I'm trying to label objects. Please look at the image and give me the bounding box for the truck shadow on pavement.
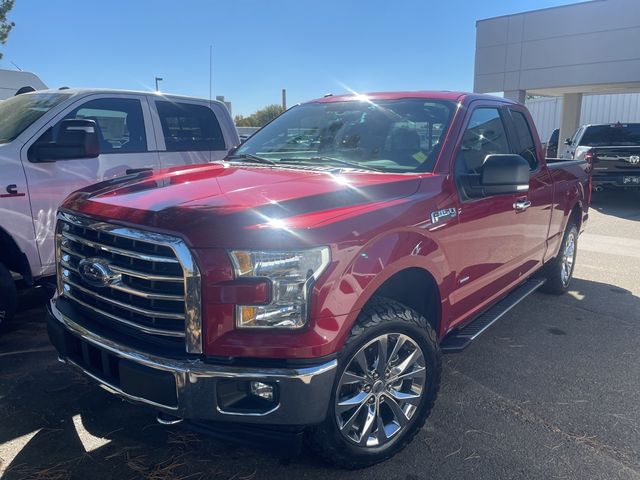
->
[590,189,640,222]
[1,277,639,480]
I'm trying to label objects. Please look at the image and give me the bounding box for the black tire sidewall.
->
[316,305,440,466]
[0,263,17,332]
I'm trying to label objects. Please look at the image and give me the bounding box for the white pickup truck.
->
[0,89,239,331]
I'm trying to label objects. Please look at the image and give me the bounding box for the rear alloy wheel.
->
[308,298,441,469]
[0,263,17,335]
[541,222,578,295]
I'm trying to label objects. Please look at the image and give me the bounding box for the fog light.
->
[250,381,275,402]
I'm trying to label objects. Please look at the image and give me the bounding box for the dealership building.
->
[474,0,640,149]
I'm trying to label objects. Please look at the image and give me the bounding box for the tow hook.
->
[156,412,184,425]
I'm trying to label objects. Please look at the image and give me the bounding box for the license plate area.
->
[64,330,178,407]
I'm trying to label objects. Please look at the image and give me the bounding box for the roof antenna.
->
[209,44,213,163]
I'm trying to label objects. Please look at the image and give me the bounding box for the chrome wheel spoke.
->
[388,389,421,407]
[375,408,388,444]
[394,347,421,376]
[341,370,367,384]
[354,350,370,377]
[341,401,367,432]
[388,334,407,363]
[374,336,388,377]
[337,391,369,413]
[358,404,377,445]
[384,394,409,427]
[392,366,426,383]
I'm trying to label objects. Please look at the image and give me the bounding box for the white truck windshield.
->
[0,92,70,144]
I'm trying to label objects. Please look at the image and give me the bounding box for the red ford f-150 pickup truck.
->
[47,91,590,468]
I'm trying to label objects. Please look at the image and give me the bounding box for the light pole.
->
[155,77,163,92]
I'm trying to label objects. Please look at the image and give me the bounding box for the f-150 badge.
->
[430,208,457,224]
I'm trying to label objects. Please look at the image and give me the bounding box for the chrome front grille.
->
[55,212,202,353]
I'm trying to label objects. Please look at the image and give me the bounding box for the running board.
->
[440,278,545,353]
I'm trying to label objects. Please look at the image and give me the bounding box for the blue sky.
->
[3,0,575,116]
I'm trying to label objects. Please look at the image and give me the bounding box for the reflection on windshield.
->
[0,92,70,143]
[234,98,455,173]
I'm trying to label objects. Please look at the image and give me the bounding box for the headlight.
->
[229,247,331,329]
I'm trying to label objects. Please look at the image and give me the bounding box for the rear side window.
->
[509,110,538,169]
[156,101,225,152]
[66,98,147,153]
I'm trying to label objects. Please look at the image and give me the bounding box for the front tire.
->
[308,297,441,469]
[0,263,17,335]
[541,222,578,295]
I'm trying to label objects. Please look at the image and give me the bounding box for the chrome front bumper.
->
[47,299,337,425]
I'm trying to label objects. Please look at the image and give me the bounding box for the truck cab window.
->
[63,98,147,154]
[457,108,510,175]
[510,110,538,169]
[455,107,510,198]
[155,101,225,152]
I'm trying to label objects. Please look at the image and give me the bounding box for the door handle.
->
[513,199,532,211]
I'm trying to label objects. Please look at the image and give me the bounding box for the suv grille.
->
[55,212,202,353]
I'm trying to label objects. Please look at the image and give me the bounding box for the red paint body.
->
[60,92,591,360]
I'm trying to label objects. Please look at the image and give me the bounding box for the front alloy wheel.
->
[308,297,441,469]
[335,333,426,447]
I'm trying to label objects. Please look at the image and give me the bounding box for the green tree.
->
[235,104,284,127]
[0,0,15,60]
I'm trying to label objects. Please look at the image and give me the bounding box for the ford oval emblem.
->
[77,257,121,288]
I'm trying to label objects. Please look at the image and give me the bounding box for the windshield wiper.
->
[226,153,276,165]
[279,156,384,172]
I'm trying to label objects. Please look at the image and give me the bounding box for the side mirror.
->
[564,138,572,146]
[480,154,530,195]
[31,119,100,162]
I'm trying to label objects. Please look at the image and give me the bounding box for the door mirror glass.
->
[30,119,100,162]
[480,154,530,195]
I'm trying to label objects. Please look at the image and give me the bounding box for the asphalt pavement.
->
[1,190,639,480]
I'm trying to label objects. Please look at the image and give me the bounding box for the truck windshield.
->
[0,92,71,144]
[580,124,640,147]
[234,98,456,172]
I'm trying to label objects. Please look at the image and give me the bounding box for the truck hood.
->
[61,163,425,248]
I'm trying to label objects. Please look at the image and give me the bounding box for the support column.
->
[504,90,526,103]
[559,93,582,157]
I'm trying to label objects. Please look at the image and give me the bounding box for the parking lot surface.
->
[1,190,639,480]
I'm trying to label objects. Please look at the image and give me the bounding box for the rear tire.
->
[541,222,578,295]
[308,297,441,469]
[0,263,17,335]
